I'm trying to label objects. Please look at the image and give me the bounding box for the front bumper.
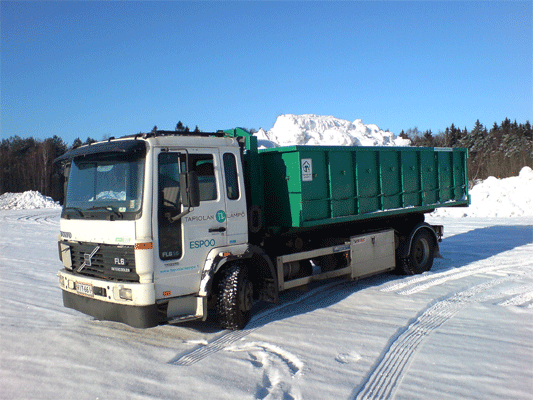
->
[62,290,159,328]
[58,269,158,328]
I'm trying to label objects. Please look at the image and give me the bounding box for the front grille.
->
[65,242,139,282]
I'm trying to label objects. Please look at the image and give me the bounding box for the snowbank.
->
[432,166,533,218]
[256,114,410,147]
[0,191,61,210]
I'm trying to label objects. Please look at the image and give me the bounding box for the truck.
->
[55,128,469,330]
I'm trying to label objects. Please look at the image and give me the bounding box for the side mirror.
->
[180,171,200,208]
[63,163,71,203]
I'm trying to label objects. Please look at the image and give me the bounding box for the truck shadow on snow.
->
[179,224,532,334]
[432,224,532,271]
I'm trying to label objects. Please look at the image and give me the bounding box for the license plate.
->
[76,282,94,297]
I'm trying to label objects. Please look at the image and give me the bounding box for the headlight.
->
[119,287,133,301]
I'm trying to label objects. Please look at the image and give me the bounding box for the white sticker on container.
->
[301,158,313,182]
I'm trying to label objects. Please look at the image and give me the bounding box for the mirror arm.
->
[169,206,193,223]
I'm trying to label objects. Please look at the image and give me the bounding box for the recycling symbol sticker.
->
[301,158,313,181]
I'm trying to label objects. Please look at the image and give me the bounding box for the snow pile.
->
[432,166,533,218]
[0,191,61,210]
[255,114,410,147]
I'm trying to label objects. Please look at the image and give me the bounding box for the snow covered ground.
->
[1,210,531,400]
[1,169,532,399]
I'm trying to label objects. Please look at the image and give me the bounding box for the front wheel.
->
[400,229,435,275]
[217,263,254,330]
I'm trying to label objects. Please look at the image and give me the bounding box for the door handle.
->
[209,227,226,233]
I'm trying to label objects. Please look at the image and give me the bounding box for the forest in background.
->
[400,118,532,183]
[1,135,68,202]
[1,118,531,202]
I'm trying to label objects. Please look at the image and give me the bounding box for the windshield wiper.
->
[63,207,85,218]
[87,206,123,219]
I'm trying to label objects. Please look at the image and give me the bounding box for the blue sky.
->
[2,1,531,145]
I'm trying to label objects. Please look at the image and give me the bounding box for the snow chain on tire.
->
[216,263,253,330]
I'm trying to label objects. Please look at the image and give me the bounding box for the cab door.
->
[154,148,227,299]
[221,150,248,245]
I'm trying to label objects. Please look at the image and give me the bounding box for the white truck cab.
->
[57,132,261,328]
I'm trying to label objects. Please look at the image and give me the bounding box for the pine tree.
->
[448,123,462,147]
[71,137,83,149]
[523,121,532,140]
[424,130,434,147]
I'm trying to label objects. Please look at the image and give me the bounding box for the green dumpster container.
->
[259,145,469,231]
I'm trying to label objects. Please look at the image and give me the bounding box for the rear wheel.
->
[400,229,435,275]
[216,263,253,330]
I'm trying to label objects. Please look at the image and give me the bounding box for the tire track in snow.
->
[497,289,533,307]
[170,274,392,366]
[16,212,60,226]
[0,211,59,226]
[380,260,502,295]
[169,280,346,366]
[352,276,515,400]
[476,283,529,303]
[381,244,533,296]
[396,262,504,296]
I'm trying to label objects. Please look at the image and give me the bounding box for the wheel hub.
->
[414,238,430,266]
[240,280,253,312]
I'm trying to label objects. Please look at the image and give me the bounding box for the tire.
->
[400,229,435,275]
[216,263,254,330]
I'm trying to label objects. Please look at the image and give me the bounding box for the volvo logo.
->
[77,246,100,272]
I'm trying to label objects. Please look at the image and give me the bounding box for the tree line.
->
[1,135,68,202]
[1,118,531,201]
[0,122,198,202]
[400,118,532,182]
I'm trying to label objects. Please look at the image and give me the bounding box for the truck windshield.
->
[63,155,145,220]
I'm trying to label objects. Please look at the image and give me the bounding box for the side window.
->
[193,155,217,201]
[223,153,240,200]
[159,154,181,207]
